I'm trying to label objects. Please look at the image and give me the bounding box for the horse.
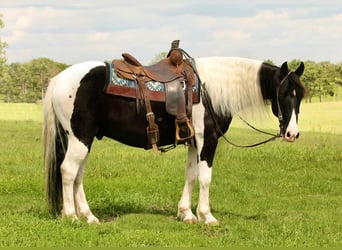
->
[43,55,305,225]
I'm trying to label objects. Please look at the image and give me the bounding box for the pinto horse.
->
[43,56,305,225]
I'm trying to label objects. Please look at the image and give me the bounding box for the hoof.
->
[184,218,198,224]
[177,211,198,224]
[205,220,219,226]
[87,217,100,224]
[197,211,219,225]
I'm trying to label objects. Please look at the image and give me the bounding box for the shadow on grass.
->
[92,202,177,223]
[93,201,267,224]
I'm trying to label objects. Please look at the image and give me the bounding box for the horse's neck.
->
[258,63,279,100]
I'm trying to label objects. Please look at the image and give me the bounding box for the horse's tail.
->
[43,76,67,215]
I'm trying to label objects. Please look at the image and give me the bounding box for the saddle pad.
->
[104,62,200,103]
[111,65,165,91]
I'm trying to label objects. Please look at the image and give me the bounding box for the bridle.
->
[188,55,294,148]
[276,71,293,137]
[201,82,281,148]
[170,50,295,148]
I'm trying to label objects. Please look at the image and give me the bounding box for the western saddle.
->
[112,40,196,152]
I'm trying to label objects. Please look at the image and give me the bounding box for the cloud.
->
[0,0,341,65]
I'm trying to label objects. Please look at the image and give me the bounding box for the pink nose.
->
[285,131,299,142]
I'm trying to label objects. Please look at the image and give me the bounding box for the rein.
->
[276,70,293,136]
[164,49,288,148]
[184,53,288,148]
[201,83,281,148]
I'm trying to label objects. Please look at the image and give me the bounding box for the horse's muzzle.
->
[284,131,300,142]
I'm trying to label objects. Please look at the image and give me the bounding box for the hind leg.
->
[60,138,89,221]
[74,162,99,224]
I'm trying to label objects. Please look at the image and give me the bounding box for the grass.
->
[0,102,341,247]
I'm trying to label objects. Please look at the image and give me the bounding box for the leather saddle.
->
[113,50,185,83]
[110,42,196,152]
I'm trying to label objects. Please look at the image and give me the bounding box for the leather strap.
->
[137,77,159,152]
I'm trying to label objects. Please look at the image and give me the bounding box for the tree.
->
[28,58,67,101]
[0,14,8,100]
[0,14,7,70]
[264,59,274,65]
[0,58,67,103]
[148,52,167,65]
[300,61,318,102]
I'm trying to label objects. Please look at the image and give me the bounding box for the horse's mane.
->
[194,57,267,119]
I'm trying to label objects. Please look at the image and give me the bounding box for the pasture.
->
[0,102,341,247]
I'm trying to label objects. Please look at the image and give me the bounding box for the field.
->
[0,102,341,247]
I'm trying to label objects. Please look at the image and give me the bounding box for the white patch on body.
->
[52,61,105,133]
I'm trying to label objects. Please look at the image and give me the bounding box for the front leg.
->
[178,146,198,223]
[195,113,221,225]
[197,160,218,225]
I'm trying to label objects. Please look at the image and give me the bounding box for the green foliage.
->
[148,51,167,65]
[0,58,67,103]
[0,14,8,76]
[0,102,341,247]
[288,60,342,102]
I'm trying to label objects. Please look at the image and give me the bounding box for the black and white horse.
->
[43,56,305,225]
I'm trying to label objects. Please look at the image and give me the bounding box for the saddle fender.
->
[165,79,186,118]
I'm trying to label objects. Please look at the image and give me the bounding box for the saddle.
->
[114,52,184,83]
[111,41,196,152]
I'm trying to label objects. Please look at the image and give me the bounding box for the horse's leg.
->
[74,160,100,224]
[191,103,219,225]
[177,146,198,223]
[196,159,218,225]
[60,137,89,221]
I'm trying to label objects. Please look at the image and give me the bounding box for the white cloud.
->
[0,0,341,65]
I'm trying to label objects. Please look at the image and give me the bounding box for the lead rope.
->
[201,83,281,148]
[175,49,282,148]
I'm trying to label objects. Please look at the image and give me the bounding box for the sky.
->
[0,0,341,65]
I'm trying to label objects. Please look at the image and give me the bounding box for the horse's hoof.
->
[205,220,219,226]
[184,218,198,224]
[87,216,100,224]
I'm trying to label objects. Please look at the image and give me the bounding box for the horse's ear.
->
[295,62,305,77]
[280,61,288,76]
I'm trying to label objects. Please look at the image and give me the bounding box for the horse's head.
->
[271,61,305,142]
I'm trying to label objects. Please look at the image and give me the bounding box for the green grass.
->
[0,102,341,247]
[0,103,42,122]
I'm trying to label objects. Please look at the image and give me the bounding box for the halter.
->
[173,52,295,148]
[187,57,297,148]
[276,71,293,136]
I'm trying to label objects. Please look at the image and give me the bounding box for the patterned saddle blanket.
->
[104,62,200,103]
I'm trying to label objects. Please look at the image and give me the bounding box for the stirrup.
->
[175,117,195,143]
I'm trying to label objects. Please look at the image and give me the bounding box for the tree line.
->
[278,59,342,102]
[1,57,341,103]
[0,58,67,103]
[0,15,341,103]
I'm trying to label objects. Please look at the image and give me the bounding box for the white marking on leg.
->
[60,138,88,221]
[74,162,100,224]
[197,161,218,225]
[178,146,198,223]
[180,101,218,225]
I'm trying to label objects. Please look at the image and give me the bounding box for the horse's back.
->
[54,61,105,90]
